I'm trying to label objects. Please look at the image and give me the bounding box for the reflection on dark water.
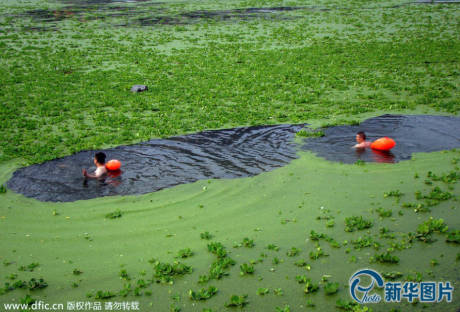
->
[19,5,314,26]
[8,124,304,202]
[354,148,395,163]
[302,114,460,164]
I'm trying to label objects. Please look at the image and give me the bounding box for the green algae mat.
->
[1,150,459,311]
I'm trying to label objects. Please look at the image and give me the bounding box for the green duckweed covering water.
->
[0,0,459,310]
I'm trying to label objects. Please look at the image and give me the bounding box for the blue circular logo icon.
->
[349,269,384,303]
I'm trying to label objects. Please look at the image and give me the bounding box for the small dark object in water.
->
[130,85,148,92]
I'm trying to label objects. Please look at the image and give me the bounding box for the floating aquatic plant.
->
[239,263,254,276]
[373,252,399,264]
[286,247,300,257]
[26,278,48,291]
[266,244,280,251]
[73,269,83,275]
[188,286,218,300]
[20,294,36,307]
[176,248,194,258]
[94,290,116,299]
[200,232,213,240]
[151,260,193,284]
[382,271,403,280]
[446,230,460,244]
[225,294,248,307]
[344,216,373,232]
[324,282,339,295]
[303,279,319,294]
[257,288,269,295]
[296,129,324,138]
[416,217,448,242]
[234,237,255,248]
[335,299,358,311]
[105,209,122,219]
[18,262,39,272]
[375,207,392,218]
[275,305,290,312]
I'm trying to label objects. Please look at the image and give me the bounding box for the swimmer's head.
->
[356,131,366,143]
[94,152,106,165]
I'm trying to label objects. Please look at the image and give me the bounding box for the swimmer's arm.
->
[82,169,101,179]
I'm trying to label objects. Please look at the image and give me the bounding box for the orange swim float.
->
[106,159,121,171]
[371,137,396,151]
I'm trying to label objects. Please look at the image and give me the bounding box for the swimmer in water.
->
[353,131,372,149]
[82,152,107,179]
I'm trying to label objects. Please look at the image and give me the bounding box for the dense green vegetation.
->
[0,0,458,164]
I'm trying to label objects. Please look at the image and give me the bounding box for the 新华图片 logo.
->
[349,269,453,304]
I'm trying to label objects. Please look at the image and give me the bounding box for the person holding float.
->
[82,152,108,179]
[82,151,122,180]
[353,131,396,151]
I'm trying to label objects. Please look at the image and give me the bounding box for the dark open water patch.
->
[302,115,460,164]
[7,124,304,202]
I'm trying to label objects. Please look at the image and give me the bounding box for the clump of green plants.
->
[296,275,308,284]
[176,248,194,258]
[105,209,122,219]
[200,232,213,240]
[401,202,430,213]
[309,245,328,260]
[384,190,404,199]
[274,288,284,296]
[296,129,325,138]
[446,230,460,244]
[286,247,300,257]
[427,170,459,184]
[266,244,280,251]
[239,263,254,276]
[376,207,392,218]
[415,187,453,207]
[275,305,291,312]
[257,288,269,296]
[303,279,319,294]
[27,278,48,290]
[149,260,192,284]
[294,259,311,270]
[0,184,6,194]
[335,299,358,311]
[18,262,39,272]
[206,242,235,281]
[241,237,255,248]
[382,271,403,280]
[188,286,218,301]
[324,282,339,295]
[309,230,340,248]
[73,269,83,275]
[374,252,400,264]
[406,271,423,282]
[344,216,373,232]
[325,220,335,228]
[351,236,379,250]
[119,269,129,280]
[416,217,448,242]
[20,294,36,307]
[225,294,248,307]
[94,290,116,299]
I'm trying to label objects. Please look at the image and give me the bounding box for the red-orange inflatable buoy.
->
[106,159,121,171]
[371,137,396,151]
